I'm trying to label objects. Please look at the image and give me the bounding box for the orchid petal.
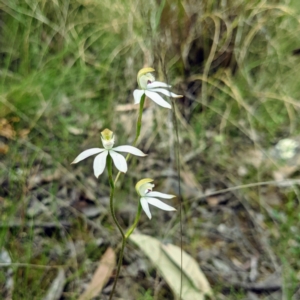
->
[109,150,127,173]
[113,145,146,156]
[145,91,172,109]
[133,89,145,104]
[146,191,175,199]
[149,88,182,98]
[147,81,171,89]
[146,197,176,211]
[71,148,104,164]
[93,150,108,178]
[141,197,152,219]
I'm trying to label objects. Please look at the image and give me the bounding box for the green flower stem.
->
[107,155,125,240]
[114,94,145,185]
[133,93,146,145]
[125,201,142,239]
[109,201,142,300]
[109,237,126,300]
[107,155,125,300]
[109,94,145,299]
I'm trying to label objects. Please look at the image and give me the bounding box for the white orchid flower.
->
[135,178,176,219]
[72,129,146,178]
[133,67,182,109]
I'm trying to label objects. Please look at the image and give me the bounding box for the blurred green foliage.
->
[1,0,300,298]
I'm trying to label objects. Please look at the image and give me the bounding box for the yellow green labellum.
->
[101,128,113,140]
[137,67,155,82]
[135,178,154,194]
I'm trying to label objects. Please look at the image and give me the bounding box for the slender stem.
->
[161,61,183,299]
[107,155,125,240]
[125,202,142,239]
[133,94,146,145]
[109,236,126,300]
[109,200,141,300]
[171,100,183,300]
[109,94,146,298]
[107,155,125,300]
[114,94,145,185]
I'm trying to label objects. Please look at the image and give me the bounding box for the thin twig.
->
[195,178,300,201]
[0,263,63,269]
[0,221,71,228]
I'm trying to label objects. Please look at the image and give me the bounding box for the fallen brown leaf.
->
[115,103,139,111]
[43,268,65,300]
[28,169,62,190]
[0,142,9,154]
[18,128,30,138]
[67,126,84,135]
[78,247,116,300]
[0,118,15,139]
